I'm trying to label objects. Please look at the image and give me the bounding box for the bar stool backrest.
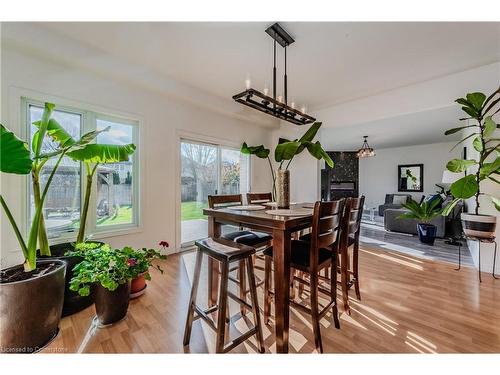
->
[208,194,243,209]
[341,196,365,246]
[310,199,345,257]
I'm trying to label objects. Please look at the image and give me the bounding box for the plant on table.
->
[441,88,500,238]
[241,122,334,202]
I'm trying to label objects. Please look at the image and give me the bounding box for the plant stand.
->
[456,236,498,283]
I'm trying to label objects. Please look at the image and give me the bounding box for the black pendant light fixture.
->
[232,23,316,126]
[357,136,376,158]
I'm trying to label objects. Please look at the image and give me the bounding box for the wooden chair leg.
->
[340,246,350,315]
[246,258,265,353]
[216,262,229,353]
[298,271,304,297]
[238,260,247,316]
[353,241,361,300]
[331,255,340,329]
[264,256,272,325]
[309,271,323,353]
[183,250,203,346]
[290,269,296,300]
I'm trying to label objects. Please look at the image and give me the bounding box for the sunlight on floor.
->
[361,249,424,270]
[405,331,437,353]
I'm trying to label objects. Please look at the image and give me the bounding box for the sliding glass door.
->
[180,140,249,245]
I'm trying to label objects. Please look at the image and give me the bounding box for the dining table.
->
[203,203,315,354]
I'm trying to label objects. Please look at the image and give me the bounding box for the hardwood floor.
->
[44,245,500,353]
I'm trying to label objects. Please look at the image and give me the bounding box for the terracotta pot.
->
[94,281,130,325]
[461,213,497,239]
[130,273,147,297]
[0,259,65,353]
[276,169,290,209]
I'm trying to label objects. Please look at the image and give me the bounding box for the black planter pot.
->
[94,281,131,325]
[40,241,104,317]
[0,259,65,353]
[417,223,437,245]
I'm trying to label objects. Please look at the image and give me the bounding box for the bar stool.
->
[183,237,265,353]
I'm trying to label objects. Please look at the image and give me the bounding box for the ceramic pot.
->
[41,241,104,317]
[130,273,147,299]
[94,281,130,325]
[276,169,290,209]
[417,223,437,245]
[461,213,497,239]
[0,259,65,353]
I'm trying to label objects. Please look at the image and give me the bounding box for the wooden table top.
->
[203,202,314,231]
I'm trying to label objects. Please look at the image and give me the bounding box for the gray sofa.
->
[384,200,464,238]
[378,194,412,216]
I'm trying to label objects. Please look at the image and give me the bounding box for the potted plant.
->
[0,104,102,352]
[398,198,444,245]
[442,88,500,239]
[241,122,333,208]
[124,243,167,298]
[68,244,136,325]
[29,104,110,316]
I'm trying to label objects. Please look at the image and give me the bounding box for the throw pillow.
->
[392,195,407,205]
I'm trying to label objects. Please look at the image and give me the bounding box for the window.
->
[95,117,137,227]
[180,140,250,245]
[24,99,139,241]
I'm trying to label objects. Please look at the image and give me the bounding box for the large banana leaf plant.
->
[66,143,136,243]
[32,104,107,256]
[442,88,500,216]
[0,103,102,271]
[241,122,333,199]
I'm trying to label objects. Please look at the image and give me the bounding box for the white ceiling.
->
[321,106,464,150]
[38,22,500,111]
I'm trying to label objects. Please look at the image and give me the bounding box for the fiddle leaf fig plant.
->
[241,122,333,199]
[442,88,500,217]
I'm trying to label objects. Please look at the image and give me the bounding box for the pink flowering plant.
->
[68,244,166,296]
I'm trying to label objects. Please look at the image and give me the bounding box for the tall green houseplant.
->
[442,88,500,238]
[67,143,136,243]
[0,103,101,270]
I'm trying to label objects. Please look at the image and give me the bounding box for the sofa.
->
[384,199,464,238]
[378,194,412,216]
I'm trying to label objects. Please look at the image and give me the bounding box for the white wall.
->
[270,123,321,203]
[0,46,273,268]
[358,142,461,208]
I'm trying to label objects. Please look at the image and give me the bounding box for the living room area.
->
[318,97,496,274]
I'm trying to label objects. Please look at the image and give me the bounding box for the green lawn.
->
[97,205,133,226]
[181,201,207,221]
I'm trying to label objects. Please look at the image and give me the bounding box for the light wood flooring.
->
[44,245,500,353]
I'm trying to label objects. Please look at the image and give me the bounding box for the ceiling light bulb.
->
[245,79,251,90]
[301,106,307,114]
[291,102,295,109]
[263,87,269,96]
[278,95,283,103]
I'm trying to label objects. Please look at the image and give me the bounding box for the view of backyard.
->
[181,201,207,221]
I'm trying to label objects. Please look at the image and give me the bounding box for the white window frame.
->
[177,134,251,248]
[21,97,141,244]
